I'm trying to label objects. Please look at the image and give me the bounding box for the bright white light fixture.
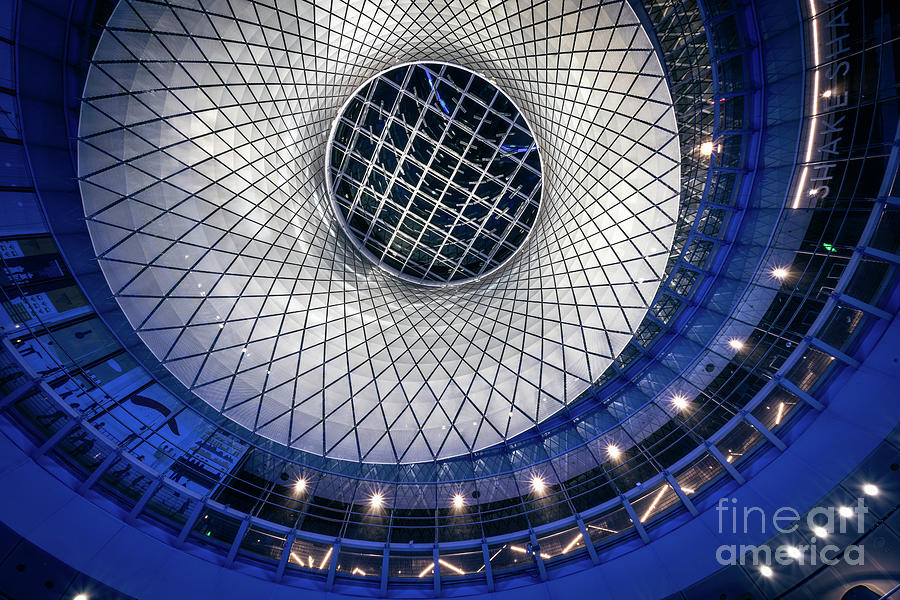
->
[640,485,669,522]
[838,506,854,518]
[452,494,465,509]
[439,559,465,575]
[760,565,774,578]
[671,394,689,410]
[74,595,89,600]
[510,545,551,560]
[813,526,828,538]
[863,483,879,496]
[606,444,622,460]
[562,532,583,553]
[700,141,715,156]
[822,89,832,98]
[319,547,333,569]
[370,492,384,509]
[786,546,802,559]
[531,476,546,494]
[294,478,307,493]
[728,338,745,351]
[771,267,789,280]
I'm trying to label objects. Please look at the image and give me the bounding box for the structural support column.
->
[326,541,340,591]
[742,412,787,451]
[808,336,860,368]
[379,544,390,596]
[432,545,440,596]
[225,515,252,566]
[176,501,205,546]
[0,378,39,411]
[576,516,599,564]
[31,417,78,458]
[861,246,900,265]
[77,448,120,494]
[275,529,296,582]
[663,472,698,516]
[779,378,824,410]
[127,477,162,522]
[833,292,893,321]
[706,442,746,484]
[621,496,650,543]
[481,540,494,592]
[529,531,548,580]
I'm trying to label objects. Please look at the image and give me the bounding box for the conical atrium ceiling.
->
[77,0,680,462]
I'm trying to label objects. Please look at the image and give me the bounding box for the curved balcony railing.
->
[0,0,897,594]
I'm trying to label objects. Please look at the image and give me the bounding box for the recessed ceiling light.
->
[838,506,853,518]
[812,526,828,538]
[607,444,621,459]
[452,494,465,509]
[771,267,789,280]
[786,546,801,559]
[862,483,879,496]
[370,492,384,509]
[699,141,714,156]
[74,595,89,600]
[760,565,774,577]
[531,476,546,494]
[728,338,745,351]
[671,395,689,410]
[294,478,307,493]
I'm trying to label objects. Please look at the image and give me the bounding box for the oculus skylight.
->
[327,62,542,284]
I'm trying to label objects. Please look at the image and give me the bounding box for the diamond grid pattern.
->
[78,0,680,463]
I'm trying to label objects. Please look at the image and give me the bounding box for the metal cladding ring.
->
[78,0,681,463]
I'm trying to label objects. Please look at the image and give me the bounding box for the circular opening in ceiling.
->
[326,62,543,285]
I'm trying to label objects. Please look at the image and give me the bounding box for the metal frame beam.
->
[621,496,650,543]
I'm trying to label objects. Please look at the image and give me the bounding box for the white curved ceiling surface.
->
[78,0,680,462]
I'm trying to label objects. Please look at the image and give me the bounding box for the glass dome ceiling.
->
[76,0,681,462]
[2,0,899,595]
[328,62,543,285]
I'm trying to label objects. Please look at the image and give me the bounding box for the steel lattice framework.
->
[78,0,680,462]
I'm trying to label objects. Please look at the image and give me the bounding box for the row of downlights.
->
[61,260,847,596]
[757,483,881,579]
[290,453,628,511]
[63,483,884,598]
[288,345,809,513]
